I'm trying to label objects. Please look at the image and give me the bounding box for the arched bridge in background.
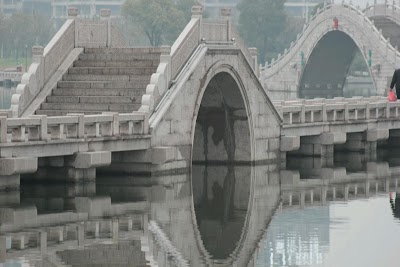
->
[261,3,400,100]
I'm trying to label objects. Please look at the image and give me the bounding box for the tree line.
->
[0,13,55,62]
[0,0,342,67]
[121,0,302,63]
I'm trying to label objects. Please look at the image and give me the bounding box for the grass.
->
[0,57,32,70]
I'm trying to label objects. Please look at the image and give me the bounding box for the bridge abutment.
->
[26,152,111,183]
[336,130,389,154]
[98,148,188,176]
[0,157,38,190]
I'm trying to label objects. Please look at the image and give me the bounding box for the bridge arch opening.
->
[299,31,375,99]
[191,71,253,260]
[192,71,251,164]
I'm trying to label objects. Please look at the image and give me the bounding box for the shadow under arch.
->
[299,30,375,99]
[191,69,253,164]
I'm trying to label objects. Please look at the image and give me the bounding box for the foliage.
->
[0,13,55,63]
[238,0,287,63]
[122,0,195,46]
[267,16,304,63]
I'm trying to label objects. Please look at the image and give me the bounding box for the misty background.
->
[0,0,393,72]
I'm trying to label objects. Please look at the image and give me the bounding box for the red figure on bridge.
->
[333,17,339,30]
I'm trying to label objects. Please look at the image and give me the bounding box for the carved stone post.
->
[68,7,78,19]
[68,7,80,47]
[32,46,44,89]
[100,9,112,47]
[192,6,203,41]
[249,47,259,75]
[220,7,232,41]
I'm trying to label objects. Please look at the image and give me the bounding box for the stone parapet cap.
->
[68,7,79,18]
[191,5,203,18]
[32,46,44,56]
[100,9,111,18]
[220,7,232,17]
[160,45,171,55]
[248,47,258,57]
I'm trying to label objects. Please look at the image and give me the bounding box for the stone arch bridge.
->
[0,6,281,189]
[261,3,400,100]
[2,3,400,194]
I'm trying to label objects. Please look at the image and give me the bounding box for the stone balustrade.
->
[10,8,128,118]
[275,96,398,125]
[141,5,256,116]
[0,112,149,144]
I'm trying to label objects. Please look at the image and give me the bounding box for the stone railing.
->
[141,6,257,115]
[11,19,75,118]
[0,71,22,82]
[0,112,148,144]
[261,3,400,78]
[364,2,400,22]
[275,96,400,125]
[171,16,201,80]
[10,8,128,118]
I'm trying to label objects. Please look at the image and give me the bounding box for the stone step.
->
[36,110,100,116]
[57,81,148,89]
[46,96,141,104]
[74,60,159,68]
[84,47,168,54]
[68,67,157,75]
[79,53,161,61]
[52,88,146,97]
[40,103,140,112]
[62,74,151,82]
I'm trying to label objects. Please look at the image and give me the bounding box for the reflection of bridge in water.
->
[0,159,399,266]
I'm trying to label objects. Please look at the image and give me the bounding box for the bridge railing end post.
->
[0,117,7,143]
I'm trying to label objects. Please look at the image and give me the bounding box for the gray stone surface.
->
[67,152,112,169]
[0,157,38,176]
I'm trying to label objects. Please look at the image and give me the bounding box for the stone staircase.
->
[371,16,400,48]
[36,48,164,116]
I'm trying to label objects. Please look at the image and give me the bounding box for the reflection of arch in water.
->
[190,165,281,266]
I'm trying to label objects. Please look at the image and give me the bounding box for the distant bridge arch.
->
[261,3,400,100]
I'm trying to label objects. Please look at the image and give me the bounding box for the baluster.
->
[12,126,25,142]
[49,124,65,140]
[86,123,100,138]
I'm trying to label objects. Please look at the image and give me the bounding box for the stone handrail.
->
[139,9,202,115]
[0,72,23,82]
[261,3,400,79]
[171,18,201,80]
[0,112,148,144]
[11,20,76,118]
[10,8,128,118]
[141,6,257,116]
[276,96,399,125]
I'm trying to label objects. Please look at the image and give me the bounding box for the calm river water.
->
[0,86,15,109]
[1,153,400,265]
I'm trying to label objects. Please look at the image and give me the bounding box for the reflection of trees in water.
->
[390,193,400,220]
[0,86,13,109]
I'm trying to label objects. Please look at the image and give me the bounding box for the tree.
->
[238,0,287,63]
[122,0,193,46]
[0,13,55,62]
[176,0,197,22]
